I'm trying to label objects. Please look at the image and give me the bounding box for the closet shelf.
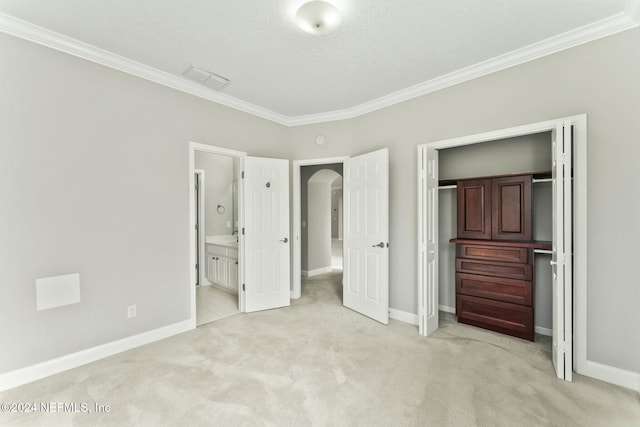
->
[449,238,552,250]
[439,170,552,188]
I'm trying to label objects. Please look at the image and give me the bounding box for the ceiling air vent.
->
[183,65,230,91]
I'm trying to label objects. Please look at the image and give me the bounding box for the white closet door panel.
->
[551,122,573,381]
[419,146,439,336]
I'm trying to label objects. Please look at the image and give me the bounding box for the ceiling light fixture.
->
[295,1,341,36]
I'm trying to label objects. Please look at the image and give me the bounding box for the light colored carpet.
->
[1,272,638,426]
[196,285,239,326]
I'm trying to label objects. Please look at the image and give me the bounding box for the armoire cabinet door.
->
[457,179,491,240]
[491,175,532,241]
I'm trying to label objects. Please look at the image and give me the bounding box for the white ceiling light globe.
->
[295,1,342,36]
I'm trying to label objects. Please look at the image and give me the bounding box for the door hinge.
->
[559,153,568,165]
[241,171,245,179]
[560,341,569,354]
[242,227,245,235]
[242,283,245,291]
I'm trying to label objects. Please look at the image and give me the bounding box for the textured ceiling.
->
[0,0,633,119]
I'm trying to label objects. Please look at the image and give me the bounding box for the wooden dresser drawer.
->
[457,243,529,264]
[456,294,534,341]
[456,273,532,305]
[456,258,532,280]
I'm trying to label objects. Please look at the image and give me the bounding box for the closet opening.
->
[437,134,553,347]
[417,115,587,382]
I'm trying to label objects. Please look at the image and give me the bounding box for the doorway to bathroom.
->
[189,142,292,327]
[193,149,241,326]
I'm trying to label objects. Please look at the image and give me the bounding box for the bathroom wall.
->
[195,152,234,236]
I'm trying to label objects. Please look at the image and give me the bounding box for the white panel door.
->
[244,156,290,313]
[419,146,439,335]
[551,122,573,381]
[343,149,389,324]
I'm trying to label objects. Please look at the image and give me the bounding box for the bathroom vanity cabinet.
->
[206,243,238,294]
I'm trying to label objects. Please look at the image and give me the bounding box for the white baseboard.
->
[534,326,553,337]
[0,319,194,392]
[389,308,419,325]
[302,266,333,277]
[438,304,456,314]
[579,360,640,392]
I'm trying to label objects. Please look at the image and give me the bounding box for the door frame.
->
[416,114,587,374]
[292,156,349,299]
[189,142,247,325]
[194,169,206,287]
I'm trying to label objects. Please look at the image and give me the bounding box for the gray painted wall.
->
[347,27,640,373]
[289,28,640,373]
[194,152,234,236]
[3,24,640,378]
[0,32,288,374]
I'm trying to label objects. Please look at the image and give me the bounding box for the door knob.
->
[280,237,288,243]
[372,242,385,248]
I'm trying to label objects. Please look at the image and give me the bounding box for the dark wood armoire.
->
[451,173,550,341]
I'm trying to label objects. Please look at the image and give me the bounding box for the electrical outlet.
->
[127,305,137,318]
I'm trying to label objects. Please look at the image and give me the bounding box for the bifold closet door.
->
[551,122,573,381]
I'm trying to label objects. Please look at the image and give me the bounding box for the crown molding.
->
[0,12,291,126]
[1,3,638,128]
[289,5,640,126]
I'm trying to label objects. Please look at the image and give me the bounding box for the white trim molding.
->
[389,308,419,326]
[301,266,333,277]
[0,13,290,126]
[279,5,640,126]
[1,6,638,127]
[0,319,193,392]
[438,305,455,314]
[581,361,640,392]
[534,326,553,337]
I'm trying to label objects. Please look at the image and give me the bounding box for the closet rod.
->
[532,178,552,184]
[533,249,553,255]
[438,185,457,190]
